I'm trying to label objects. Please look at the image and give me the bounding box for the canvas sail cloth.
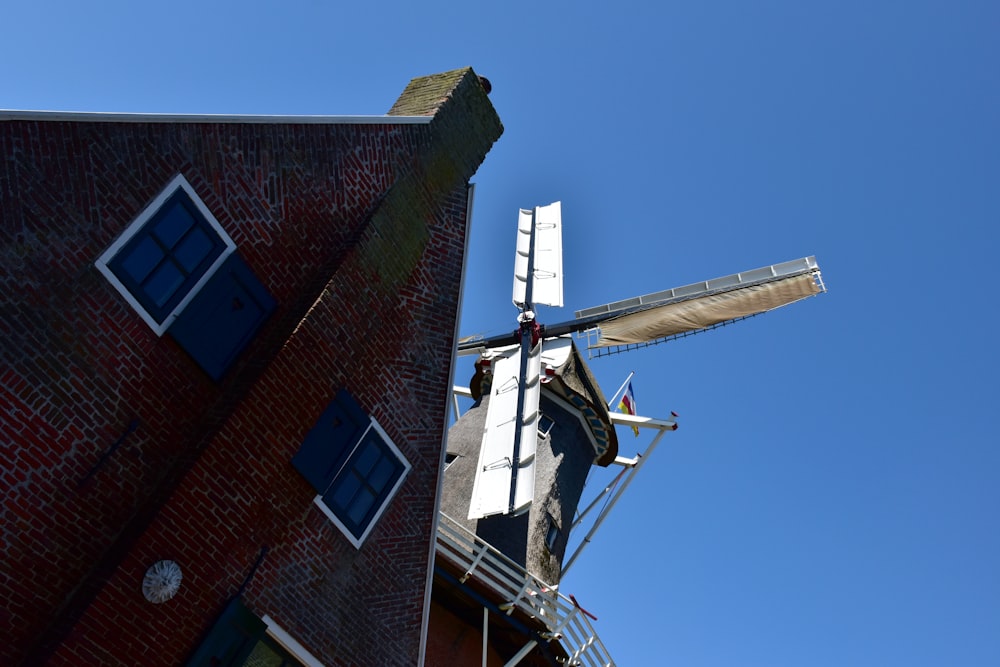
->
[593,273,821,347]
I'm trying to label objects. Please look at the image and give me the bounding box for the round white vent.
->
[142,560,182,604]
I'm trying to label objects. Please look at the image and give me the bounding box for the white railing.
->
[435,512,615,667]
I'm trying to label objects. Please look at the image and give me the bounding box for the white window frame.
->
[538,412,556,438]
[95,173,236,336]
[312,419,411,549]
[260,615,327,667]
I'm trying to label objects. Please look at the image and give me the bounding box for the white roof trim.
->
[0,110,432,124]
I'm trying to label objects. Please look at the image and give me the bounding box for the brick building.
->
[1,68,502,666]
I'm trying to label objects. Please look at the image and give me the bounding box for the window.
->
[292,390,410,548]
[538,413,555,438]
[545,517,560,552]
[97,174,275,380]
[321,427,406,539]
[243,634,306,667]
[97,174,236,335]
[187,599,324,667]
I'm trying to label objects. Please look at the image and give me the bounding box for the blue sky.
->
[5,1,999,665]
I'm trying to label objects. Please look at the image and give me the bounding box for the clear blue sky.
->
[5,1,999,665]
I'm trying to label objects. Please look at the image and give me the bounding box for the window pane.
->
[346,487,377,526]
[153,200,197,249]
[242,635,307,667]
[120,236,164,284]
[546,522,559,550]
[353,438,381,477]
[144,261,185,307]
[368,456,398,494]
[330,472,361,512]
[175,227,214,272]
[244,640,284,667]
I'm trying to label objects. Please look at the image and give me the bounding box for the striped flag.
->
[617,381,639,436]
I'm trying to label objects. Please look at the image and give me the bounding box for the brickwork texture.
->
[0,68,501,666]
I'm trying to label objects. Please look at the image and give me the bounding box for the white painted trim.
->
[0,110,432,124]
[95,173,236,336]
[260,615,327,667]
[541,390,603,457]
[312,419,412,550]
[608,411,679,431]
[419,181,477,667]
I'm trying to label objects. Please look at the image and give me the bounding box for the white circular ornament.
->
[142,560,182,603]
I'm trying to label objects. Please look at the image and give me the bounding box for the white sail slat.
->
[468,350,521,519]
[513,202,563,309]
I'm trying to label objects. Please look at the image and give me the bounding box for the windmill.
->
[452,203,823,526]
[431,203,824,665]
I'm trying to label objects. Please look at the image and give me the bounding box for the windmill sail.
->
[468,343,542,519]
[469,203,562,520]
[458,257,824,354]
[574,256,824,348]
[513,202,563,309]
[591,269,820,347]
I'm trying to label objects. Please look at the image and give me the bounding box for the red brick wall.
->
[1,68,501,666]
[425,603,506,667]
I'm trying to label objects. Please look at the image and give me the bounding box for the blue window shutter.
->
[186,597,266,667]
[167,253,275,381]
[292,389,370,493]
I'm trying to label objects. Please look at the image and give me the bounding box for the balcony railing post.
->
[436,512,616,665]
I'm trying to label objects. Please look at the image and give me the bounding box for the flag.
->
[617,381,639,436]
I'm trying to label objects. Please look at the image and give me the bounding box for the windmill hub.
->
[515,319,543,348]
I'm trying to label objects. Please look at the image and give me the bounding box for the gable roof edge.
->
[0,110,433,124]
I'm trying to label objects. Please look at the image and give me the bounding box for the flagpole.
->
[606,370,635,410]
